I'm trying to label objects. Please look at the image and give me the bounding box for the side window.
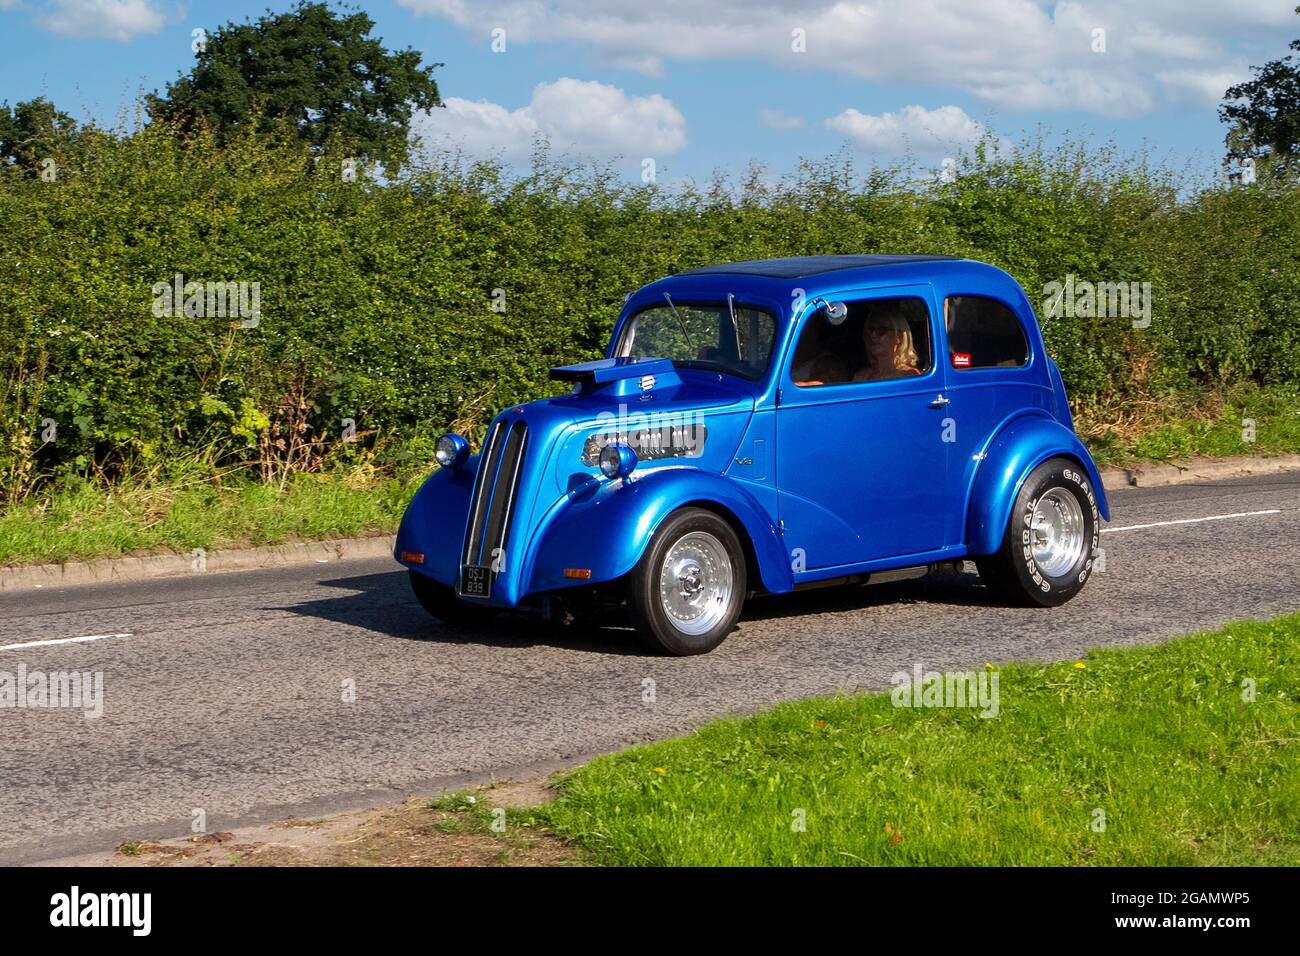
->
[792,296,932,387]
[945,295,1030,369]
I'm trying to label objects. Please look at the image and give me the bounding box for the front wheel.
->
[976,457,1100,607]
[408,571,495,628]
[627,508,747,655]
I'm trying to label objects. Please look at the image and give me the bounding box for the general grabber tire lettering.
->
[627,507,747,655]
[976,457,1101,608]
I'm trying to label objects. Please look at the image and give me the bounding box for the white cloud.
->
[415,97,540,161]
[412,77,687,162]
[760,109,804,130]
[826,104,1000,158]
[1156,68,1251,107]
[34,0,164,41]
[399,0,1296,118]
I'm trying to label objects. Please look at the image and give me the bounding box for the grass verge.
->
[1080,383,1300,467]
[0,470,416,567]
[538,615,1300,866]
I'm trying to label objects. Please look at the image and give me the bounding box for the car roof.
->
[628,255,1031,324]
[674,254,960,280]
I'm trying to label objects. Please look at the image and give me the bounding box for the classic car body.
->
[396,254,1110,654]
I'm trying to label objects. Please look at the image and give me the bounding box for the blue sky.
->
[1,0,1296,185]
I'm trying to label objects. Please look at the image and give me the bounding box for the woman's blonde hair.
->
[865,311,919,370]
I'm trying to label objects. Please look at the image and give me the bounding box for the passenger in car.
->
[792,320,849,386]
[854,311,922,381]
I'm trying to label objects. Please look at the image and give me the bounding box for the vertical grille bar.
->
[462,421,505,567]
[459,419,528,596]
[480,422,527,567]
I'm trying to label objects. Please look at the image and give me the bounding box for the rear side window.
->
[945,296,1029,369]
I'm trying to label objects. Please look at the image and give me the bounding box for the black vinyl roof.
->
[675,254,959,280]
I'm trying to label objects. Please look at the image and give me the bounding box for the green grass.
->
[0,471,417,566]
[1083,385,1300,467]
[539,615,1300,866]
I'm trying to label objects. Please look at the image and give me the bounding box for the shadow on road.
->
[272,564,1001,655]
[742,566,1002,621]
[271,568,652,656]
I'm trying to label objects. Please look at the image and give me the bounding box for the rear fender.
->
[967,414,1110,556]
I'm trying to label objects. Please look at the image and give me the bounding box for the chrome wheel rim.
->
[1030,486,1086,577]
[659,531,733,636]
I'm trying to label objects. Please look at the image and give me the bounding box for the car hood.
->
[489,368,757,502]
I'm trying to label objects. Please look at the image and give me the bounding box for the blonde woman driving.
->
[854,311,922,382]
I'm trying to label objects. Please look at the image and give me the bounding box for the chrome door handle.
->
[928,394,951,408]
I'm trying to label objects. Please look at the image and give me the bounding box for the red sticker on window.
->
[953,352,972,368]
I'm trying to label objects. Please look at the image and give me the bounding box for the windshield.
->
[615,302,778,380]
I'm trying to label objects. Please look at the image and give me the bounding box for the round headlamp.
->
[435,433,470,468]
[598,443,638,480]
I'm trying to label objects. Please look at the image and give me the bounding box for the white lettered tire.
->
[976,457,1100,607]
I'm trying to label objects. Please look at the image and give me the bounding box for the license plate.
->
[459,565,491,599]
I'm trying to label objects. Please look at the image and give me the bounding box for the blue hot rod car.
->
[396,255,1109,655]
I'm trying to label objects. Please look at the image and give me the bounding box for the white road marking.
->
[0,633,133,652]
[1102,510,1282,534]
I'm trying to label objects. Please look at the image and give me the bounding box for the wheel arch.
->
[522,468,792,596]
[966,414,1110,556]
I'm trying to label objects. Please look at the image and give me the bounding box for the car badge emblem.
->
[639,375,656,391]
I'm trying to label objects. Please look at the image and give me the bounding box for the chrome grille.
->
[459,419,528,595]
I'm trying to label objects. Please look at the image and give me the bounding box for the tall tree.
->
[0,97,78,174]
[148,1,441,169]
[1219,6,1300,181]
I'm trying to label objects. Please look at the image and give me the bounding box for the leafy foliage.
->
[1,123,1298,505]
[146,1,441,170]
[1219,6,1300,180]
[0,97,80,174]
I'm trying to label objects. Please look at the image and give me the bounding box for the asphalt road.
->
[2,472,1298,864]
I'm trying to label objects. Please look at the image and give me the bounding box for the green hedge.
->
[2,126,1298,502]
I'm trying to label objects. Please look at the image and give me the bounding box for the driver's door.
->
[775,286,948,572]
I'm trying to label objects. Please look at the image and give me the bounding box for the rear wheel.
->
[627,508,747,655]
[976,457,1100,607]
[408,571,494,627]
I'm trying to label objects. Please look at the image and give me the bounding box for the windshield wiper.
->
[663,292,696,357]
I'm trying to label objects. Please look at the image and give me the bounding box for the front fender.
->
[966,414,1111,556]
[394,459,477,587]
[523,467,792,596]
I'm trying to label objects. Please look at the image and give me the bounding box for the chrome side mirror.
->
[824,300,848,325]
